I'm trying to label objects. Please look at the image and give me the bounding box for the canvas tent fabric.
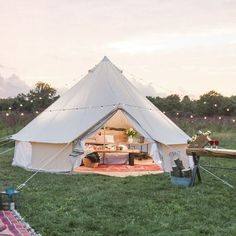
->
[12,56,191,172]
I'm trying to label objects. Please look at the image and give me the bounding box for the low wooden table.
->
[96,149,140,165]
[186,148,236,159]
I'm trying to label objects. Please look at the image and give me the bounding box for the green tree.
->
[26,82,59,112]
[196,90,224,116]
[164,94,181,115]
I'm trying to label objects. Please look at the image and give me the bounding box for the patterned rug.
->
[0,210,40,236]
[75,164,161,172]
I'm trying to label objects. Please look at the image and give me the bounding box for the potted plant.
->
[83,152,100,168]
[125,128,138,143]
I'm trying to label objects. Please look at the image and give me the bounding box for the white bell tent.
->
[12,56,192,172]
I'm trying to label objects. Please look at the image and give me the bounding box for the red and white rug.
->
[75,164,162,173]
[0,210,40,236]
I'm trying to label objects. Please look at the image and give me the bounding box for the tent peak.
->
[101,56,110,62]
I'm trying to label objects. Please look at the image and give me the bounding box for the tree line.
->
[147,90,236,117]
[0,82,235,117]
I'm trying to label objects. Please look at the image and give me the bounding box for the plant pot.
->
[128,137,133,143]
[83,158,99,168]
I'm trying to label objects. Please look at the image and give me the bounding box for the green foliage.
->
[147,90,236,117]
[0,81,59,113]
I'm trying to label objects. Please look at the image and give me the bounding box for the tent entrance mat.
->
[74,164,162,176]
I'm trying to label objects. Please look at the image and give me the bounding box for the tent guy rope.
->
[0,147,14,155]
[200,165,234,189]
[0,139,14,148]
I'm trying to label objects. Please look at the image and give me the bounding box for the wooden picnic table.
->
[186,147,236,186]
[186,147,236,159]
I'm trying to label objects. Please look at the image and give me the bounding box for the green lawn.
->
[0,122,236,236]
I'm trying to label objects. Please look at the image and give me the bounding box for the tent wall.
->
[13,141,73,172]
[31,142,73,172]
[160,144,193,172]
[13,141,32,169]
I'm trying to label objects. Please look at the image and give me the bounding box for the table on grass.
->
[186,147,236,186]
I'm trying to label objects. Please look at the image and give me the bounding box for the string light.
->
[227,108,230,112]
[219,116,222,120]
[20,113,24,116]
[35,111,39,114]
[163,111,166,114]
[8,107,12,110]
[214,104,218,107]
[190,115,193,119]
[203,101,206,104]
[6,113,9,117]
[30,100,33,103]
[176,112,179,116]
[39,97,42,100]
[20,104,23,107]
[232,119,235,123]
[204,116,207,120]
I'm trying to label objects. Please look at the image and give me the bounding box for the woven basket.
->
[83,158,99,168]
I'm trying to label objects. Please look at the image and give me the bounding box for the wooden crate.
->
[188,135,210,148]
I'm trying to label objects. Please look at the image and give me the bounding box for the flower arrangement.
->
[189,130,211,143]
[125,128,138,137]
[187,130,212,148]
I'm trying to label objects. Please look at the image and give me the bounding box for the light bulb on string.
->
[30,100,33,103]
[36,111,39,114]
[20,104,23,107]
[226,108,230,112]
[204,116,207,120]
[233,119,235,123]
[190,115,193,119]
[218,116,222,120]
[214,104,218,107]
[9,107,12,110]
[20,113,24,116]
[6,113,9,117]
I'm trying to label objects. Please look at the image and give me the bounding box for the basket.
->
[83,158,99,168]
[170,176,192,187]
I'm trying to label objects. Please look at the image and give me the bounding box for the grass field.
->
[0,120,236,236]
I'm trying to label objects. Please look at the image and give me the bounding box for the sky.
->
[0,0,236,98]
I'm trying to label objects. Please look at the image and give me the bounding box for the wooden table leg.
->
[129,153,134,166]
[191,153,202,186]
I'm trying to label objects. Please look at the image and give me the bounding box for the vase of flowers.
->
[125,128,138,143]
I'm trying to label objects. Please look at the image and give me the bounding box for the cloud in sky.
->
[0,0,236,97]
[0,74,30,98]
